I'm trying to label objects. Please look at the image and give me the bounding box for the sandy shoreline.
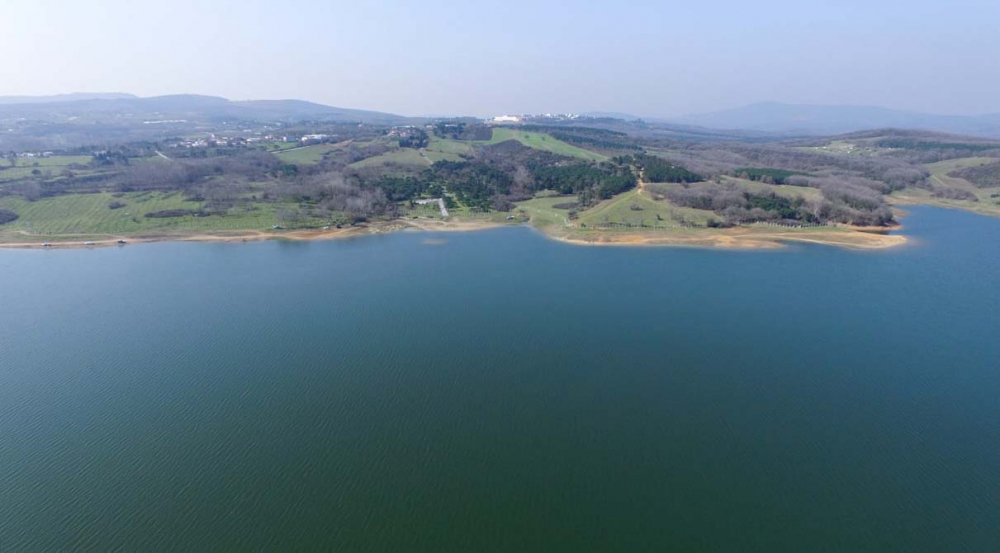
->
[0,225,374,249]
[0,217,906,251]
[548,227,906,250]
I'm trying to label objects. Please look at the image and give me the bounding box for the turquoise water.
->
[1,206,998,551]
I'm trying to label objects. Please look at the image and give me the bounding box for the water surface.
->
[1,206,998,551]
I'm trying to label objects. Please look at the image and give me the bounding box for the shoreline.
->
[0,216,907,251]
[544,225,906,250]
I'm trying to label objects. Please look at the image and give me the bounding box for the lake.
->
[1,206,998,551]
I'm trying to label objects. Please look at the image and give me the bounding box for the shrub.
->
[0,209,18,225]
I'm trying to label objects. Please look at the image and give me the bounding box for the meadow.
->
[482,128,608,161]
[576,188,719,229]
[889,156,1000,217]
[275,143,342,164]
[349,148,431,169]
[0,155,99,182]
[0,191,326,242]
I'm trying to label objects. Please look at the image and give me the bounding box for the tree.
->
[0,209,18,225]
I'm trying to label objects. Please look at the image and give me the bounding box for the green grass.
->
[349,148,430,169]
[514,189,723,235]
[0,155,96,182]
[0,192,328,240]
[924,157,996,179]
[17,155,91,167]
[719,177,824,201]
[343,129,604,171]
[887,156,1000,217]
[425,136,475,157]
[576,189,719,229]
[484,128,607,161]
[421,150,465,164]
[261,141,301,151]
[275,144,341,164]
[514,195,575,228]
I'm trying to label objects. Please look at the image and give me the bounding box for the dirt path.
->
[414,198,449,217]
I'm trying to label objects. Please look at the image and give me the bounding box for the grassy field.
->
[349,148,430,169]
[718,177,824,201]
[0,155,96,182]
[484,129,607,161]
[577,188,720,229]
[275,144,342,164]
[425,136,475,157]
[261,141,301,152]
[17,155,92,167]
[339,129,605,172]
[925,157,996,180]
[420,149,465,164]
[514,187,721,231]
[514,195,575,229]
[511,188,862,249]
[889,156,1000,217]
[0,191,328,241]
[276,144,336,164]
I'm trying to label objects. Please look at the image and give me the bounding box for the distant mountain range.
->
[674,102,1000,138]
[5,93,1000,148]
[0,93,410,124]
[0,93,417,151]
[0,92,139,105]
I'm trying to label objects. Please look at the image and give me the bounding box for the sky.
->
[3,0,999,118]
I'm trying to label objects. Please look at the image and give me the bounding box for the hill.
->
[0,94,414,150]
[0,94,408,124]
[0,92,138,105]
[677,103,1000,138]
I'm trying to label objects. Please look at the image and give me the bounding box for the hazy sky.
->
[4,0,999,117]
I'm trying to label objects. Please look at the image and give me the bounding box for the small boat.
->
[42,242,52,247]
[84,241,95,246]
[117,239,127,244]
